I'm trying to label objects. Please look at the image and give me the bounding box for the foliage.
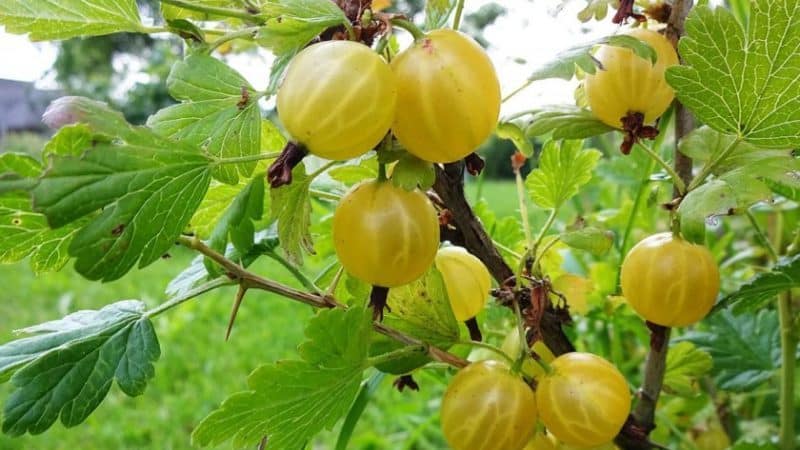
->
[0,0,798,450]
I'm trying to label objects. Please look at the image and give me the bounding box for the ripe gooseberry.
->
[435,246,492,321]
[536,352,631,448]
[441,360,538,450]
[584,28,679,129]
[277,40,396,160]
[332,179,439,288]
[391,29,501,163]
[620,232,720,327]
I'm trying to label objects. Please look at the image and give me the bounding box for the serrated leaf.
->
[0,193,85,273]
[527,34,657,82]
[666,2,800,148]
[41,124,94,158]
[161,0,231,20]
[391,154,435,191]
[270,165,314,265]
[0,153,41,178]
[524,105,615,140]
[0,0,142,40]
[425,0,456,30]
[680,309,780,392]
[256,0,349,55]
[525,140,601,210]
[765,178,800,201]
[191,307,372,449]
[496,122,534,157]
[721,255,800,313]
[678,127,800,199]
[32,97,213,282]
[560,226,613,256]
[148,55,260,184]
[0,300,160,434]
[676,179,737,244]
[206,176,265,273]
[663,342,713,397]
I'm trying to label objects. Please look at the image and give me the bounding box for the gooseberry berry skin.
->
[441,360,538,450]
[620,232,720,327]
[277,40,397,160]
[584,28,679,128]
[435,246,492,321]
[536,352,631,448]
[391,29,501,163]
[332,180,439,287]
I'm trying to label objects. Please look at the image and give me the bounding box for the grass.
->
[0,180,520,450]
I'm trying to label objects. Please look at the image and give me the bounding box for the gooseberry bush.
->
[0,0,798,449]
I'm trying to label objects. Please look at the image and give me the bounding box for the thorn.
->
[226,285,248,341]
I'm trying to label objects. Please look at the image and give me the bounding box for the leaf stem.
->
[746,210,779,262]
[515,169,533,248]
[456,340,516,366]
[264,250,321,293]
[343,20,358,41]
[778,291,796,450]
[452,0,466,31]
[365,345,427,368]
[159,0,259,21]
[391,18,426,41]
[145,277,235,318]
[533,208,558,255]
[138,26,170,34]
[636,141,686,195]
[309,160,339,179]
[309,188,342,202]
[208,27,259,52]
[502,80,533,104]
[688,137,741,191]
[215,152,282,166]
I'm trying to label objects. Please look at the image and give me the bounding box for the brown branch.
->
[176,235,470,368]
[617,3,695,448]
[433,162,575,356]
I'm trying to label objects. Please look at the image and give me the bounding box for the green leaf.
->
[256,0,349,55]
[663,342,713,397]
[335,372,385,450]
[0,153,41,178]
[32,97,213,282]
[205,177,265,276]
[524,105,615,140]
[527,34,657,82]
[676,179,738,244]
[41,124,94,158]
[680,309,780,392]
[721,255,800,313]
[0,0,142,40]
[496,122,534,157]
[666,2,800,148]
[525,140,601,210]
[765,178,800,201]
[391,154,436,191]
[270,164,315,265]
[679,127,800,195]
[425,0,456,30]
[0,300,160,435]
[560,226,614,256]
[161,0,231,20]
[328,157,378,186]
[0,193,85,273]
[148,55,261,184]
[191,307,372,449]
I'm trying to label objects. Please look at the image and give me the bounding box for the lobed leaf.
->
[680,309,782,392]
[666,2,800,148]
[525,140,601,210]
[663,342,713,397]
[721,255,800,313]
[0,300,160,435]
[192,307,372,449]
[32,97,213,282]
[0,0,142,40]
[270,165,315,265]
[148,55,261,185]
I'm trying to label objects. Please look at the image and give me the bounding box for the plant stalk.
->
[778,291,796,450]
[160,0,258,21]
